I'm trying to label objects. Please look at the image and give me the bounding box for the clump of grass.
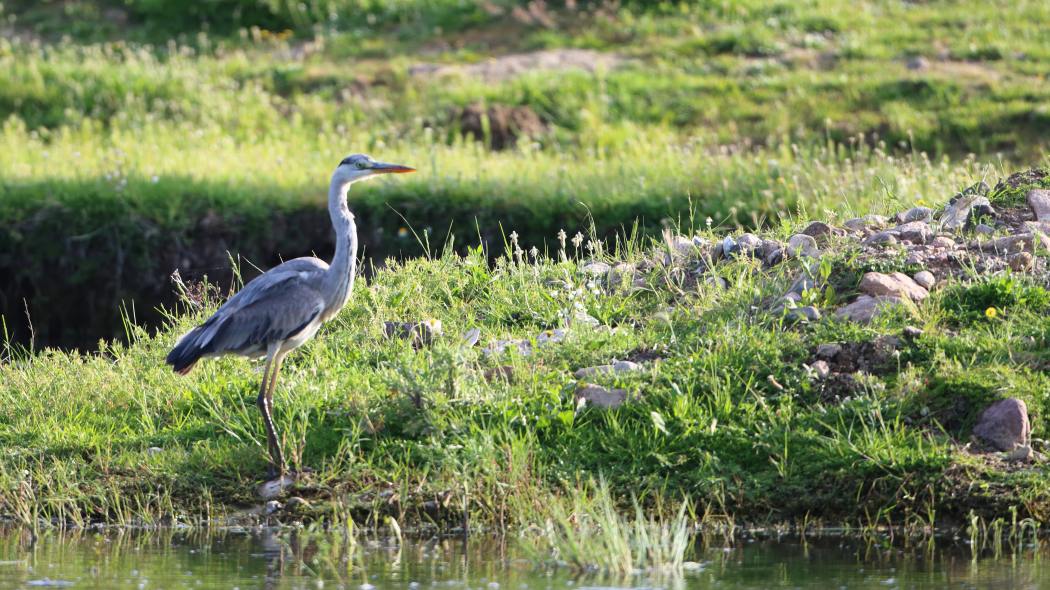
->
[521,478,692,575]
[940,276,1050,324]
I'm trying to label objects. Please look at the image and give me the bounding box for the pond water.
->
[0,528,1043,589]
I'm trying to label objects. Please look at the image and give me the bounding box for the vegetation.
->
[0,0,1049,531]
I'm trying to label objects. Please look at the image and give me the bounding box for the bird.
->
[165,154,415,476]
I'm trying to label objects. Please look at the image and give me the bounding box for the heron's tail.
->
[166,326,208,375]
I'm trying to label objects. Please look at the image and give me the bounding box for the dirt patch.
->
[455,103,547,150]
[410,49,624,82]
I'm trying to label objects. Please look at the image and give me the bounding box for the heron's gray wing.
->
[167,262,327,368]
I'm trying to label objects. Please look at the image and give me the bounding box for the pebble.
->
[974,223,996,236]
[859,271,929,301]
[816,343,842,359]
[834,295,902,323]
[902,326,924,339]
[786,305,821,323]
[895,221,932,244]
[844,214,888,232]
[264,500,282,515]
[384,320,442,347]
[574,361,643,379]
[939,193,995,231]
[575,384,630,409]
[863,231,899,246]
[974,398,1030,451]
[736,233,763,256]
[810,360,831,380]
[800,221,835,241]
[895,206,933,224]
[786,234,820,258]
[581,261,612,276]
[1028,189,1050,221]
[1008,252,1034,271]
[912,270,936,290]
[930,236,956,249]
[1004,445,1034,463]
[258,474,297,500]
[976,233,1050,254]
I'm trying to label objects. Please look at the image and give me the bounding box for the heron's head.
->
[334,153,415,185]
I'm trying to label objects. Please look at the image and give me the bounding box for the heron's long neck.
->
[323,178,357,310]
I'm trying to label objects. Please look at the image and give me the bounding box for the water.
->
[0,528,1044,589]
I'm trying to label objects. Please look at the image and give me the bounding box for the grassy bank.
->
[2,170,1049,529]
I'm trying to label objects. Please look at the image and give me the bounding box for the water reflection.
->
[0,527,1045,589]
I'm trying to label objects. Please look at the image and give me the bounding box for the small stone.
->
[912,270,936,290]
[460,328,481,347]
[976,233,1050,254]
[801,221,835,242]
[895,221,932,244]
[483,340,531,356]
[258,474,297,500]
[895,206,933,224]
[863,231,899,247]
[787,274,816,296]
[810,360,831,380]
[736,233,763,257]
[574,361,643,379]
[607,263,636,290]
[939,193,995,232]
[264,500,282,515]
[902,326,924,339]
[816,343,842,359]
[974,223,996,236]
[1028,189,1050,221]
[285,496,310,510]
[384,320,442,347]
[1004,445,1033,463]
[834,295,903,323]
[844,214,888,232]
[147,447,164,456]
[720,236,738,258]
[1008,252,1034,272]
[930,236,956,249]
[581,261,612,276]
[786,305,821,323]
[906,56,929,70]
[858,271,929,301]
[973,398,1030,451]
[575,384,630,409]
[905,251,924,266]
[786,234,820,258]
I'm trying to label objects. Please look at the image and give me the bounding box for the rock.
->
[146,447,164,456]
[258,474,297,500]
[786,305,821,323]
[905,251,924,266]
[844,214,888,232]
[975,233,1050,254]
[895,206,933,224]
[974,223,996,236]
[536,328,569,345]
[285,497,310,510]
[705,275,728,291]
[1008,252,1034,272]
[895,221,932,244]
[574,360,643,379]
[787,274,816,296]
[484,365,515,382]
[912,270,936,290]
[736,233,763,257]
[1029,189,1050,221]
[902,325,924,339]
[762,241,785,266]
[720,236,738,258]
[786,234,820,258]
[1004,445,1034,463]
[460,328,481,347]
[483,340,531,356]
[939,194,995,232]
[456,103,547,150]
[906,56,929,70]
[834,295,902,323]
[810,360,831,379]
[663,235,697,260]
[581,261,612,276]
[384,320,442,347]
[858,272,929,301]
[575,384,630,409]
[973,398,1030,451]
[815,343,842,359]
[863,231,899,247]
[264,500,282,515]
[801,221,836,242]
[607,263,636,290]
[1025,221,1050,235]
[930,236,956,249]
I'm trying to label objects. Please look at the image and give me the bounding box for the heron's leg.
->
[257,352,286,476]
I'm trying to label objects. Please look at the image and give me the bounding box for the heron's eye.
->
[355,160,369,169]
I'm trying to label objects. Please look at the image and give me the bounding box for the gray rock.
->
[607,263,636,290]
[973,398,1030,451]
[264,500,282,515]
[786,234,820,258]
[974,223,996,236]
[285,496,310,510]
[787,274,817,296]
[863,231,899,247]
[1029,189,1050,221]
[930,236,956,249]
[385,320,443,347]
[721,235,739,258]
[762,241,785,266]
[786,305,821,323]
[895,221,932,244]
[902,325,924,339]
[736,233,763,256]
[147,446,164,456]
[834,295,902,323]
[912,270,936,290]
[575,384,630,409]
[810,360,831,379]
[906,56,929,70]
[816,343,842,359]
[801,221,835,241]
[896,206,933,224]
[975,233,1050,254]
[939,194,995,232]
[460,328,481,347]
[858,271,929,301]
[581,261,612,276]
[258,474,297,500]
[1004,445,1034,463]
[1008,252,1034,272]
[574,360,643,379]
[844,214,888,232]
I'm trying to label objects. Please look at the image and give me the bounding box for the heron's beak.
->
[371,162,416,174]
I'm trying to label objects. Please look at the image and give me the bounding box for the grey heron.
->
[165,154,415,476]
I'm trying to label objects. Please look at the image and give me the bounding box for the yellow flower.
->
[985,307,998,319]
